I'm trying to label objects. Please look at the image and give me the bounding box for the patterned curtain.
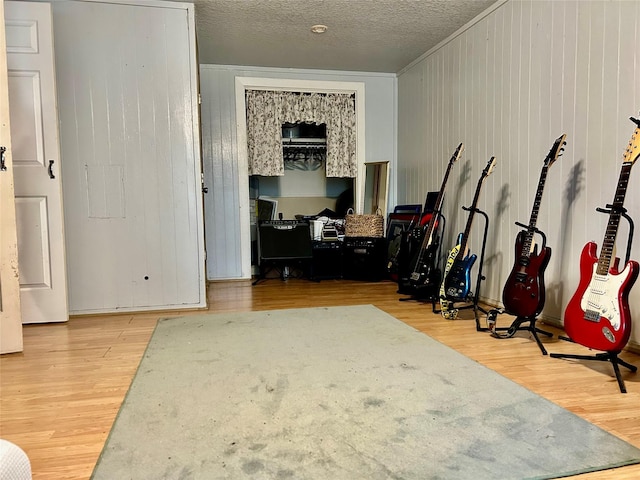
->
[245,90,357,177]
[246,90,284,176]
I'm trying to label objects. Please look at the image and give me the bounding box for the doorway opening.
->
[235,77,366,278]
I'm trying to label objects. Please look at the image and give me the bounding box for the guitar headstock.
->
[482,156,497,179]
[545,133,567,167]
[623,116,640,165]
[450,142,464,165]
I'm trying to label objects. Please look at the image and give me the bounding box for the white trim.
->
[185,2,207,307]
[201,63,397,79]
[235,78,252,279]
[363,160,390,221]
[235,76,366,279]
[241,78,365,94]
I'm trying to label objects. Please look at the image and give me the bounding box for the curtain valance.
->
[246,90,357,177]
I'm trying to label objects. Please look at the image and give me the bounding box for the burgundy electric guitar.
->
[564,117,640,352]
[502,134,566,318]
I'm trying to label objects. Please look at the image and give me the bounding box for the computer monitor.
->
[257,196,278,221]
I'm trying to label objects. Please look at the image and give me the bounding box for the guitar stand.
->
[486,309,554,355]
[252,261,308,285]
[252,264,288,285]
[550,205,636,393]
[550,343,637,393]
[468,206,490,331]
[436,207,490,330]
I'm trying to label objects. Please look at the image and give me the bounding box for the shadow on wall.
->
[483,182,511,300]
[545,159,585,317]
[443,159,473,252]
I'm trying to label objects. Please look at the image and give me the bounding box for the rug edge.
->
[90,317,164,479]
[526,457,640,480]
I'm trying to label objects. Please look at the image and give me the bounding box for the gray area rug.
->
[92,305,640,479]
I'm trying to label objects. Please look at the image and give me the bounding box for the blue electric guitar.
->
[442,156,497,303]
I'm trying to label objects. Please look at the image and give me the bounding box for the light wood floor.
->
[1,279,639,479]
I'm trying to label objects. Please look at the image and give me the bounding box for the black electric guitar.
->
[442,156,497,303]
[406,143,464,296]
[502,134,566,318]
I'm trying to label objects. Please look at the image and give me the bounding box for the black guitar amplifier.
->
[342,237,387,281]
[258,220,313,262]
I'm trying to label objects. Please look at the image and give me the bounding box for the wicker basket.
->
[344,208,384,237]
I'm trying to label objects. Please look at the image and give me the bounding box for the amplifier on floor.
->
[258,220,313,262]
[342,237,387,281]
[311,240,342,280]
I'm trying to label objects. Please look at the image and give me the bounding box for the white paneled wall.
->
[200,66,396,280]
[397,0,640,343]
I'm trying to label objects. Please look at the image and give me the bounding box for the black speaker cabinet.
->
[311,241,342,280]
[342,237,387,281]
[258,220,313,263]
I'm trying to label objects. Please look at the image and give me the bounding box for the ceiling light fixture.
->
[310,24,328,34]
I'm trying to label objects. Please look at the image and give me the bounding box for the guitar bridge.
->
[584,309,600,322]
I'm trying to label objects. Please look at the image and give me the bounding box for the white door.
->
[50,0,205,313]
[0,1,23,353]
[5,1,68,324]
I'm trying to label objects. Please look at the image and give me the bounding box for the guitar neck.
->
[597,162,633,274]
[419,160,454,251]
[520,164,549,256]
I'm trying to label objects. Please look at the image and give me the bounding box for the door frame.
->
[234,77,366,279]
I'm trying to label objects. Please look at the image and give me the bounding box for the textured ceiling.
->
[174,0,501,73]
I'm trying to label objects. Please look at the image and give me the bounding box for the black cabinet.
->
[342,237,387,282]
[310,241,342,280]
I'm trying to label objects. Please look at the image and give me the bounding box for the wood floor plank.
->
[1,279,639,479]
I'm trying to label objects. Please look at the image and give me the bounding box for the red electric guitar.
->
[564,117,640,352]
[502,134,566,318]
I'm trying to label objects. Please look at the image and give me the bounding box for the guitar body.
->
[564,242,639,352]
[407,242,442,296]
[439,243,460,318]
[502,231,552,318]
[443,252,477,301]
